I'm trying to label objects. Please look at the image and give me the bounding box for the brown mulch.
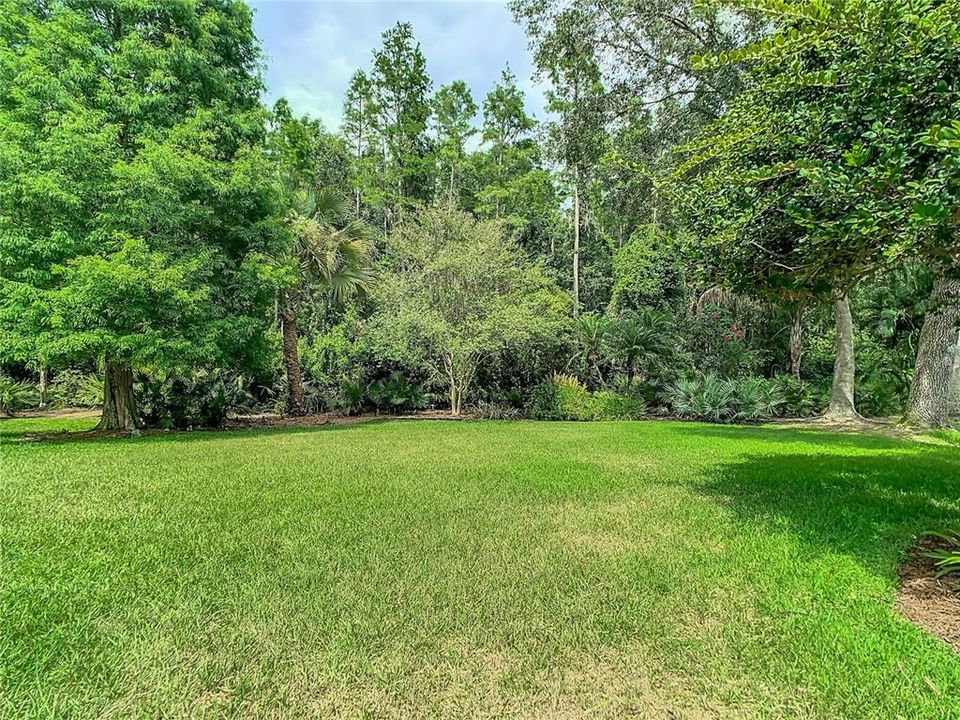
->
[896,539,960,653]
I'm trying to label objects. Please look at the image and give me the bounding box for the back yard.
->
[3,419,959,719]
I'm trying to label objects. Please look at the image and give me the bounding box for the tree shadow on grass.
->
[670,421,912,451]
[692,439,960,578]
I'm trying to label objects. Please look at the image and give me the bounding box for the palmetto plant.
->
[0,375,38,416]
[605,308,670,385]
[282,188,374,416]
[569,314,610,385]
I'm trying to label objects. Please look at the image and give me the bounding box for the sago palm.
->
[281,187,374,416]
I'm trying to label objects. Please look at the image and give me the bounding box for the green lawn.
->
[2,419,959,719]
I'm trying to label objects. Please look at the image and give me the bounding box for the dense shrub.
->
[0,376,38,416]
[527,374,646,420]
[473,400,523,420]
[367,372,426,413]
[591,390,646,420]
[49,370,103,409]
[335,373,427,415]
[137,371,257,429]
[773,375,820,418]
[666,373,783,423]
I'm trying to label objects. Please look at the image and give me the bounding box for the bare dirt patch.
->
[896,540,960,653]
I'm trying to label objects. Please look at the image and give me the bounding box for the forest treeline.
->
[1,0,958,431]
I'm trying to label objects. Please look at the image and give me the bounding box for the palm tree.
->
[282,188,374,415]
[606,309,669,386]
[568,314,609,386]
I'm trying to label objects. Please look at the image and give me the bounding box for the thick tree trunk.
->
[787,305,804,380]
[826,293,858,418]
[904,278,960,429]
[949,335,960,417]
[572,169,581,318]
[98,361,138,430]
[38,366,49,409]
[280,296,307,416]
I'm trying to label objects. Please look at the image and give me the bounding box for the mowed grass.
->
[2,419,960,719]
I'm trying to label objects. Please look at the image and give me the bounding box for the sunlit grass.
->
[3,420,959,718]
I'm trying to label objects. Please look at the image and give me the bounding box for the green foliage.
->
[137,371,257,430]
[923,529,960,580]
[0,375,37,416]
[527,373,645,420]
[773,375,820,418]
[369,207,569,413]
[0,0,282,416]
[367,372,426,414]
[338,379,366,416]
[667,373,783,423]
[49,370,103,409]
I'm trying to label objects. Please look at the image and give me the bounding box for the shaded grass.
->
[0,413,98,439]
[2,420,959,718]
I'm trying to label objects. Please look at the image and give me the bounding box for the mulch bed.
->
[896,539,960,653]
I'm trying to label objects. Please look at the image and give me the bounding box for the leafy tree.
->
[342,70,379,217]
[369,208,568,414]
[0,0,281,429]
[431,80,478,205]
[674,0,960,425]
[370,22,434,220]
[282,189,374,415]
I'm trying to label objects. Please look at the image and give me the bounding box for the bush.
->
[473,400,522,420]
[138,370,255,429]
[526,374,645,421]
[50,370,103,408]
[367,372,426,414]
[0,376,38,416]
[773,375,820,417]
[337,379,365,415]
[665,373,784,423]
[591,390,646,420]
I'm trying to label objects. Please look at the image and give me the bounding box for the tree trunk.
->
[38,366,49,409]
[98,361,138,430]
[280,295,307,416]
[826,293,858,419]
[788,305,804,380]
[949,335,960,417]
[904,278,960,429]
[572,168,581,318]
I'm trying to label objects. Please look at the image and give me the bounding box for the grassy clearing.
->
[2,419,959,719]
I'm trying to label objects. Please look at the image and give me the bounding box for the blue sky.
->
[250,0,548,132]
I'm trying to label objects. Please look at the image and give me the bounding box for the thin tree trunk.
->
[572,167,581,318]
[949,334,960,417]
[826,293,857,419]
[98,361,138,430]
[904,277,960,429]
[788,304,804,380]
[38,366,49,409]
[280,294,307,416]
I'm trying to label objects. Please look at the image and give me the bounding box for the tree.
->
[431,81,478,206]
[342,70,378,217]
[675,0,960,424]
[370,22,434,220]
[0,0,281,430]
[606,309,670,386]
[478,67,536,219]
[369,208,568,415]
[282,189,374,415]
